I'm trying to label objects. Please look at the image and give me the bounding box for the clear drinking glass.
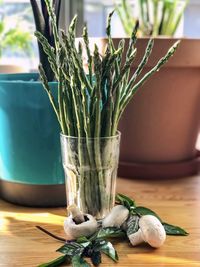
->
[60,132,121,219]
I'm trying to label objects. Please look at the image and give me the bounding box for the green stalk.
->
[93,45,102,159]
[100,48,123,137]
[82,26,93,86]
[139,0,151,35]
[112,48,137,136]
[63,89,74,136]
[93,45,104,214]
[118,40,180,121]
[65,31,95,212]
[122,0,136,33]
[35,31,59,79]
[69,18,98,214]
[58,70,67,134]
[126,20,139,59]
[66,33,96,214]
[38,64,60,126]
[121,38,154,103]
[67,17,93,95]
[103,73,114,138]
[106,10,120,78]
[152,0,159,36]
[122,21,139,91]
[115,1,133,36]
[63,24,87,208]
[58,47,68,134]
[164,0,178,35]
[116,0,188,37]
[71,73,87,212]
[113,48,137,94]
[171,0,189,36]
[159,1,168,35]
[44,0,60,51]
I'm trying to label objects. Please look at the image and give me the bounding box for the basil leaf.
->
[99,241,118,262]
[163,222,189,236]
[125,215,140,236]
[77,236,90,243]
[91,251,101,266]
[132,206,188,236]
[38,255,69,267]
[116,193,136,210]
[96,227,125,239]
[71,255,90,267]
[57,243,84,256]
[133,206,162,222]
[116,194,189,237]
[76,237,91,248]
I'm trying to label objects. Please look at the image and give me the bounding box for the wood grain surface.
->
[0,175,200,267]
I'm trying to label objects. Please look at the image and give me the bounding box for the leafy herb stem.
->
[36,226,66,243]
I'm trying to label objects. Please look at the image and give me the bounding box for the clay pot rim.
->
[119,151,200,179]
[0,72,57,85]
[77,37,200,67]
[77,37,200,41]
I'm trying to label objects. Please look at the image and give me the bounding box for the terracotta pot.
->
[0,65,26,73]
[118,38,200,177]
[78,37,200,177]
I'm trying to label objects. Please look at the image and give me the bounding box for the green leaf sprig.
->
[116,193,189,236]
[38,193,188,266]
[37,227,120,267]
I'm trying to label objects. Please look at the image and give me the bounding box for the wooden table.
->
[0,175,200,267]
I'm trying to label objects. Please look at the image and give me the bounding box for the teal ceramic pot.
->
[0,73,66,206]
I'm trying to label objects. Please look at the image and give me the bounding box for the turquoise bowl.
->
[0,73,65,206]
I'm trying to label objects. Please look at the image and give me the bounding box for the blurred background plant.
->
[0,0,32,60]
[115,0,189,37]
[0,0,199,71]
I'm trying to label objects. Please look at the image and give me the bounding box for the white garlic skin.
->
[102,205,129,228]
[129,229,143,246]
[64,214,98,240]
[139,215,166,248]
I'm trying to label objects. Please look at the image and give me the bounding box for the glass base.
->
[61,132,121,219]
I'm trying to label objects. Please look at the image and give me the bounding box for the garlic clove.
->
[102,205,129,228]
[64,214,98,240]
[139,215,166,248]
[67,204,85,224]
[128,229,143,246]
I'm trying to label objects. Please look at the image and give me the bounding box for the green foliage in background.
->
[0,1,32,58]
[116,0,189,37]
[0,22,31,57]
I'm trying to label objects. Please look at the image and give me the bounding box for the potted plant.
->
[0,0,65,207]
[116,0,189,37]
[34,0,179,218]
[0,1,31,73]
[115,0,200,178]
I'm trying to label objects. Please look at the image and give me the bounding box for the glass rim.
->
[60,130,121,140]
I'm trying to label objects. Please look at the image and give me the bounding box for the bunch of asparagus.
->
[35,5,179,138]
[35,0,179,218]
[116,0,189,37]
